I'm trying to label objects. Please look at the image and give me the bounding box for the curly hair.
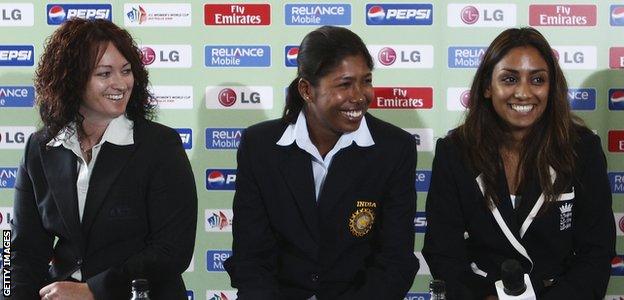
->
[35,18,154,144]
[451,27,587,207]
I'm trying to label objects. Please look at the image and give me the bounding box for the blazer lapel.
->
[317,145,369,217]
[81,142,136,236]
[40,146,83,245]
[278,145,320,242]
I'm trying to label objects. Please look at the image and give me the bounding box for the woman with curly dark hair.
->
[423,27,615,299]
[7,19,197,300]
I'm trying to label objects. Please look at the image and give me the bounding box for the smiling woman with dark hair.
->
[7,19,197,300]
[224,25,419,300]
[422,27,615,299]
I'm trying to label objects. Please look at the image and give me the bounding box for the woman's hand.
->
[39,282,95,300]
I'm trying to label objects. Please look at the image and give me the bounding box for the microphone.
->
[495,259,536,300]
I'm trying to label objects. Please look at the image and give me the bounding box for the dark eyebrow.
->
[95,62,131,69]
[500,68,548,74]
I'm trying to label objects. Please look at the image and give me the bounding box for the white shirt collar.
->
[276,110,374,150]
[46,114,135,148]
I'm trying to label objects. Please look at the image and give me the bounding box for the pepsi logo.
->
[378,47,397,66]
[218,88,237,107]
[367,5,385,23]
[141,47,156,65]
[461,6,479,24]
[612,90,624,103]
[613,6,624,26]
[460,90,471,108]
[48,5,66,23]
[286,47,298,65]
[207,171,225,187]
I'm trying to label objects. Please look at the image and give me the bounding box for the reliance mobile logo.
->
[567,88,595,111]
[365,4,433,26]
[285,4,351,25]
[206,250,232,272]
[610,47,624,69]
[609,172,624,194]
[612,5,624,26]
[205,209,233,232]
[415,170,431,192]
[613,255,624,276]
[284,46,299,67]
[368,45,434,69]
[609,89,624,111]
[529,5,596,26]
[0,45,33,67]
[448,4,516,27]
[206,128,243,150]
[0,167,17,189]
[205,45,271,67]
[414,211,427,233]
[403,129,434,152]
[204,4,270,25]
[0,126,35,149]
[206,169,236,190]
[371,87,433,109]
[609,130,624,153]
[206,86,273,110]
[175,128,192,150]
[448,46,486,68]
[0,86,35,107]
[0,3,34,26]
[47,4,112,25]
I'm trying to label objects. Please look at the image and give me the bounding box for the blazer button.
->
[310,273,319,282]
[76,259,83,266]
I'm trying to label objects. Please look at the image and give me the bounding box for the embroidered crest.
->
[349,208,375,237]
[559,203,573,231]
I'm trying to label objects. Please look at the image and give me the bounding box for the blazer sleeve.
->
[7,134,54,299]
[422,138,493,299]
[338,135,419,299]
[85,128,198,300]
[224,130,279,300]
[541,134,615,299]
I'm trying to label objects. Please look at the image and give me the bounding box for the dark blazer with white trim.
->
[422,128,615,300]
[7,119,197,300]
[224,114,419,300]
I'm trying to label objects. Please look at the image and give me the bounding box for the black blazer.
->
[423,129,615,299]
[7,119,197,300]
[224,114,419,300]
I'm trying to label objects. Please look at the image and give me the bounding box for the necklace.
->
[78,138,93,163]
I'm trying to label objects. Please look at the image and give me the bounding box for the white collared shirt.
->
[276,111,374,201]
[46,114,134,280]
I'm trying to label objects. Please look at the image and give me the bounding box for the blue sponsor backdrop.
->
[0,167,17,189]
[447,46,486,68]
[206,169,236,191]
[0,45,34,67]
[568,88,596,110]
[0,86,35,107]
[204,46,271,67]
[366,4,433,26]
[205,128,242,150]
[609,172,624,194]
[415,170,431,192]
[285,4,351,25]
[46,4,112,25]
[176,128,193,150]
[206,250,232,272]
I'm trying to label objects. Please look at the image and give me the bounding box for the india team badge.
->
[349,201,377,237]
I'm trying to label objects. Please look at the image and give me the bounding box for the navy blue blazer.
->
[7,119,197,300]
[423,128,615,299]
[224,114,419,300]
